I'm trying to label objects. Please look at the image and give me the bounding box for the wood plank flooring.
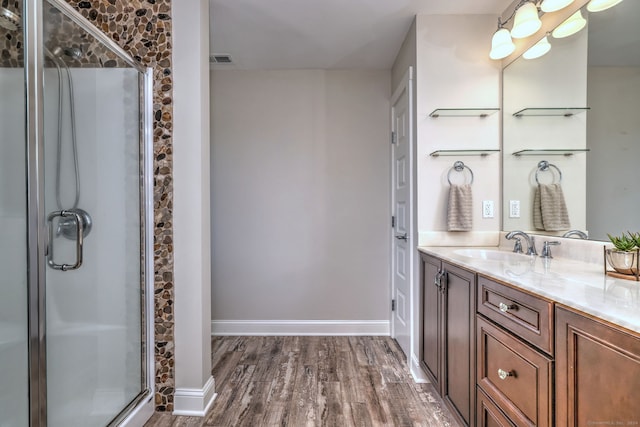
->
[145,336,460,427]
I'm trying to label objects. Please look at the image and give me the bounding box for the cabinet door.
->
[421,253,442,389]
[442,262,476,426]
[556,307,640,426]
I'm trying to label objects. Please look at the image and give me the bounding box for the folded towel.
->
[447,184,472,231]
[533,183,570,231]
[533,187,544,230]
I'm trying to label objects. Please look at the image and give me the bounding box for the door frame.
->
[390,66,415,360]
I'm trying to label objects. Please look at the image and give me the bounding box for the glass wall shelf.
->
[512,149,590,157]
[429,108,499,118]
[429,149,500,157]
[512,107,590,117]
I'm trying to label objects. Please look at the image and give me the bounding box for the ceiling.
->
[209,0,510,70]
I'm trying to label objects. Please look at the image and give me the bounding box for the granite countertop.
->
[418,246,640,335]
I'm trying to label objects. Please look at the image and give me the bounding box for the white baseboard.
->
[211,320,390,336]
[173,376,217,417]
[410,353,429,383]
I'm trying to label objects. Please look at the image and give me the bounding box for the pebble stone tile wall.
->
[64,0,176,412]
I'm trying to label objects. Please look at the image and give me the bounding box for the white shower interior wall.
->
[0,66,144,426]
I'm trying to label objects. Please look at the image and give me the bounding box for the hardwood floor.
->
[145,336,460,427]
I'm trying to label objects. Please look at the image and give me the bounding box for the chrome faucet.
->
[562,229,588,239]
[505,230,538,256]
[541,241,560,258]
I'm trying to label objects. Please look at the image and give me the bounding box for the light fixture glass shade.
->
[523,36,551,59]
[540,0,575,12]
[489,28,516,60]
[587,0,623,12]
[511,2,542,39]
[552,10,587,38]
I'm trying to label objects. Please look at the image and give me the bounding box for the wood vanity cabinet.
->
[476,276,553,427]
[419,251,640,427]
[420,253,476,427]
[556,307,640,426]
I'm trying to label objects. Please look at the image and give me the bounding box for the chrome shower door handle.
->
[47,210,84,271]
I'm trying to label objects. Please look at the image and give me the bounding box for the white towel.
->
[447,184,472,231]
[533,183,570,231]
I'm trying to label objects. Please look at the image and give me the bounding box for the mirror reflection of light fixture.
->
[511,1,543,38]
[523,35,552,59]
[490,27,516,60]
[490,0,625,60]
[587,0,624,12]
[540,0,575,13]
[552,10,587,38]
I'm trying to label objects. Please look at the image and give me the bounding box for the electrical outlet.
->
[509,200,521,218]
[482,200,494,218]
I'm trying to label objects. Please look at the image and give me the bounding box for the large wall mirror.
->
[502,0,640,241]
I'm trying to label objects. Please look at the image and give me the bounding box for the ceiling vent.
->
[209,54,233,64]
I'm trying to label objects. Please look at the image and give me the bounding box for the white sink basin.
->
[454,249,531,262]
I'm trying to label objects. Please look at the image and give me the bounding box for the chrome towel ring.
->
[447,161,474,185]
[535,160,562,184]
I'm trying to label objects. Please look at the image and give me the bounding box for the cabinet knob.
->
[497,369,513,380]
[499,302,517,313]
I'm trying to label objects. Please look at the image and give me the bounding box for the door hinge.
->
[391,131,397,144]
[391,299,396,312]
[391,216,395,228]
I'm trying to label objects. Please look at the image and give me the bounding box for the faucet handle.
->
[511,237,522,253]
[541,240,560,258]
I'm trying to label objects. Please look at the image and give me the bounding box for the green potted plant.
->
[606,232,639,275]
[628,231,640,249]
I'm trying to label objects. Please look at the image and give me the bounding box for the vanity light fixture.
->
[552,9,587,38]
[511,1,543,38]
[489,0,544,60]
[523,35,552,59]
[587,0,624,12]
[490,26,516,59]
[540,0,575,13]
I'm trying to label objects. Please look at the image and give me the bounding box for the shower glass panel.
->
[42,2,147,425]
[0,1,29,425]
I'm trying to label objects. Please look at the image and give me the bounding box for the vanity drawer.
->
[477,275,553,354]
[477,316,552,427]
[477,387,515,427]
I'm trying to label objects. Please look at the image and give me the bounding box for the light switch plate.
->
[509,200,521,218]
[482,200,494,218]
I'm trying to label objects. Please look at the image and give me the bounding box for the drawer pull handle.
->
[498,369,513,380]
[499,302,517,313]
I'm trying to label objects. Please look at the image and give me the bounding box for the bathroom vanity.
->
[418,246,640,427]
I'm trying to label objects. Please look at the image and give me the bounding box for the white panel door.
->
[391,70,413,359]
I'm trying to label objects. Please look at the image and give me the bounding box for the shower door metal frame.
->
[23,0,155,425]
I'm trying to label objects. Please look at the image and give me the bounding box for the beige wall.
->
[210,69,391,332]
[391,14,502,380]
[392,18,417,92]
[415,14,502,245]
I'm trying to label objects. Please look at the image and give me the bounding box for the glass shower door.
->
[0,1,29,425]
[42,2,148,425]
